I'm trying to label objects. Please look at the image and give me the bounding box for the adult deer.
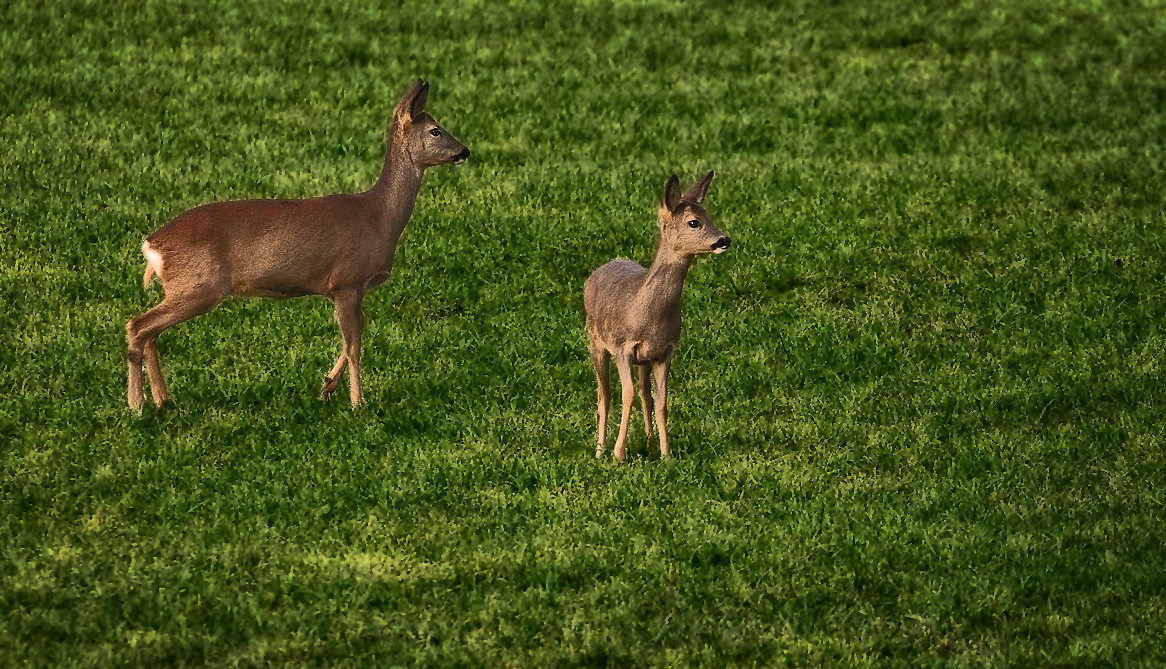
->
[126,79,469,411]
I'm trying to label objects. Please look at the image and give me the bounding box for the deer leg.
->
[143,338,169,406]
[126,293,223,411]
[612,355,635,463]
[589,340,611,459]
[127,322,145,412]
[332,291,366,407]
[638,364,655,446]
[319,353,348,400]
[652,361,671,459]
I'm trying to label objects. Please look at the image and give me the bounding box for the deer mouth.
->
[451,148,470,165]
[711,237,731,254]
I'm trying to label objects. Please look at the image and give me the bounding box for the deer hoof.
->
[319,376,335,401]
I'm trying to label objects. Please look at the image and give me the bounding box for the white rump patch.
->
[142,240,164,283]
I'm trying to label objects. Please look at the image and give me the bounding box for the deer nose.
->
[711,236,731,253]
[453,148,470,164]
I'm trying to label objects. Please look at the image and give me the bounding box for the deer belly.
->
[365,270,393,290]
[630,340,675,364]
[236,284,314,298]
[228,242,338,297]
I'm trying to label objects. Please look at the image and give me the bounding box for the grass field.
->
[3,0,1166,666]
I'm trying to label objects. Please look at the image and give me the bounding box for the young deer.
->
[126,79,469,411]
[584,171,731,461]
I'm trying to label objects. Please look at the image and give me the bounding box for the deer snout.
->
[711,236,731,254]
[453,147,470,165]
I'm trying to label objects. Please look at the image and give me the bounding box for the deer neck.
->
[638,246,693,316]
[368,134,425,239]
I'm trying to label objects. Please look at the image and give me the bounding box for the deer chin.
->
[712,246,729,254]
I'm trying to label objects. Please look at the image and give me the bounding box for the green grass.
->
[3,0,1166,666]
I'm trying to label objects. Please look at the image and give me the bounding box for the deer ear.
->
[681,170,715,204]
[409,81,430,120]
[661,175,682,213]
[393,79,429,122]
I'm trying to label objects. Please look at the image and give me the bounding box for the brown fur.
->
[584,171,730,461]
[125,79,469,411]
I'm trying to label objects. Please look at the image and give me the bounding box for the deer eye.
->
[687,219,701,228]
[429,128,442,137]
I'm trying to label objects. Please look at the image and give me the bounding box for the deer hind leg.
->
[652,360,671,459]
[127,318,146,412]
[126,291,224,411]
[638,364,655,445]
[143,338,169,406]
[332,290,366,406]
[589,339,611,458]
[612,354,635,463]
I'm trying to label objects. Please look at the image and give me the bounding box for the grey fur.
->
[583,171,730,461]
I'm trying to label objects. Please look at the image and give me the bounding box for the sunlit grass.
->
[2,0,1165,666]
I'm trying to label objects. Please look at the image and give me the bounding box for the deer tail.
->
[141,240,162,288]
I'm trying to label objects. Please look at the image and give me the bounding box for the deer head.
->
[657,171,731,256]
[392,79,470,168]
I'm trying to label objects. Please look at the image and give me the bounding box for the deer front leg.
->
[651,361,671,459]
[319,353,348,400]
[589,341,611,459]
[612,355,636,462]
[332,291,366,406]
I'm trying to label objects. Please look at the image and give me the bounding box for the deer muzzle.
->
[453,147,470,165]
[711,236,731,254]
